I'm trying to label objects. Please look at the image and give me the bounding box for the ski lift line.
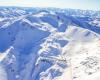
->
[39,56,68,63]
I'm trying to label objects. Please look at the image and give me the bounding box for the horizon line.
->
[0,5,99,11]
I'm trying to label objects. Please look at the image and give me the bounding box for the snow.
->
[0,7,100,80]
[62,41,100,80]
[0,64,7,80]
[0,46,13,62]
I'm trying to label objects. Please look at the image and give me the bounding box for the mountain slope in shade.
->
[0,7,100,80]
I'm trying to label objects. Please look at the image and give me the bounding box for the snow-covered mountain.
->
[0,7,100,80]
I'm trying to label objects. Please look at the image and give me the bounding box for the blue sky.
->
[0,0,100,10]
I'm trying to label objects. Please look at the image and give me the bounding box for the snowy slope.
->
[0,7,100,80]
